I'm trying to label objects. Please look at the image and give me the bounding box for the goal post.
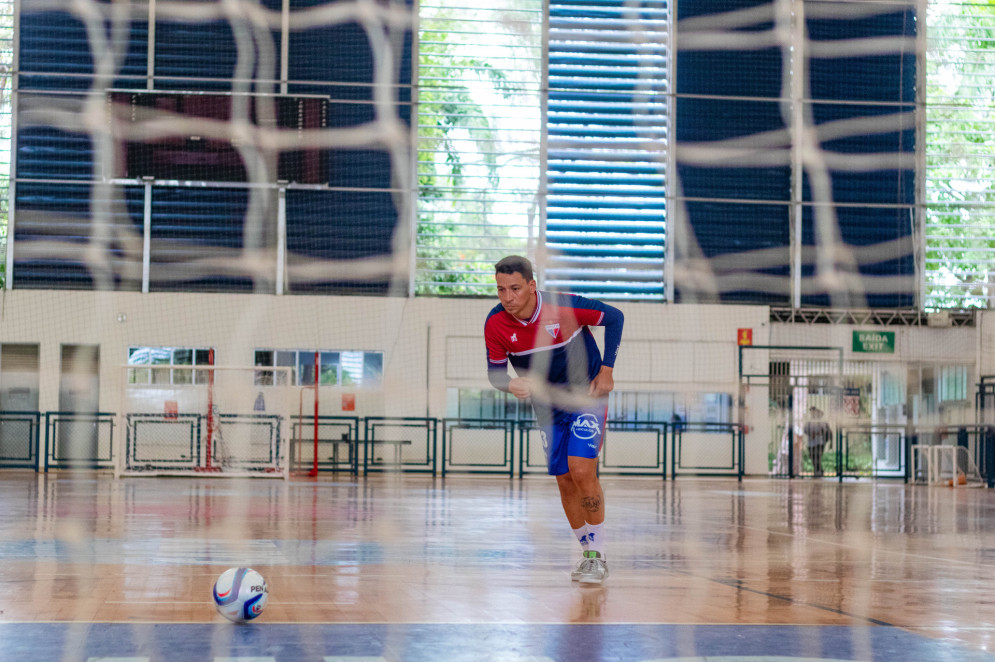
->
[118,364,295,477]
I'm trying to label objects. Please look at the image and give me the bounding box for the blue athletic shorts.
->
[539,405,607,476]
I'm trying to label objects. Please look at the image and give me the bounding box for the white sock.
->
[585,522,606,557]
[573,524,589,551]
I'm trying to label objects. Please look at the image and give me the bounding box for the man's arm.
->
[589,365,614,398]
[488,362,533,400]
[487,361,511,392]
[598,303,623,369]
[485,320,531,401]
[566,293,624,368]
[484,312,513,393]
[577,297,623,397]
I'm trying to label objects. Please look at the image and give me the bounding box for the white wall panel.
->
[615,340,652,381]
[693,342,736,382]
[445,336,482,380]
[651,341,694,382]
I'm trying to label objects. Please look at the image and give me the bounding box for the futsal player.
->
[484,255,624,584]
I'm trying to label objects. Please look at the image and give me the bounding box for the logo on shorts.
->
[571,413,601,440]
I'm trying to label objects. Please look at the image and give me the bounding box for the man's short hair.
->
[495,255,534,282]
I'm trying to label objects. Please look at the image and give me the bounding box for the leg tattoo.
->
[581,495,602,514]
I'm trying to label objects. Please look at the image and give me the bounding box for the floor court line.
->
[6,623,992,662]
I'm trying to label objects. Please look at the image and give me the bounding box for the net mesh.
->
[12,0,414,294]
[1,2,993,659]
[913,443,983,486]
[5,0,948,305]
[120,364,292,476]
[1,0,986,478]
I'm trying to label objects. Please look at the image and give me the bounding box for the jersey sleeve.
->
[484,315,512,391]
[566,294,624,368]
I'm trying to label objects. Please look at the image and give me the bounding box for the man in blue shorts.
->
[484,255,624,584]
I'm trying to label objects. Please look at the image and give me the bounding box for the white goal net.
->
[913,444,983,487]
[118,364,294,477]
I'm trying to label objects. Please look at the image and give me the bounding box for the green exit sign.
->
[852,330,895,353]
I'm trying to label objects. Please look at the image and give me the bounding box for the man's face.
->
[495,271,536,320]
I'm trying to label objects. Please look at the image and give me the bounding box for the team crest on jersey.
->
[570,413,601,440]
[510,333,517,342]
[545,323,560,339]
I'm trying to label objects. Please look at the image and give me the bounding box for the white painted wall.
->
[0,290,767,414]
[979,311,995,377]
[769,321,976,364]
[0,288,985,475]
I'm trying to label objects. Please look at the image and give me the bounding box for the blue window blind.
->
[284,189,398,295]
[12,182,145,290]
[18,4,149,90]
[148,187,258,293]
[675,0,916,308]
[545,0,668,300]
[675,0,789,305]
[801,4,915,308]
[14,0,412,294]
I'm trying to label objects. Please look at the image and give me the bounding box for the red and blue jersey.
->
[484,290,623,394]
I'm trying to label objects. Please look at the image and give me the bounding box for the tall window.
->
[254,349,384,388]
[925,0,995,309]
[415,0,668,299]
[415,0,542,295]
[938,364,968,403]
[127,346,214,385]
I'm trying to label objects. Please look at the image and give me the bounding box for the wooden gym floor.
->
[0,471,993,661]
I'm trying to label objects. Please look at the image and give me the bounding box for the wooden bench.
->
[299,434,412,472]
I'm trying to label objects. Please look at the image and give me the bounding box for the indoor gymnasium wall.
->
[0,290,766,418]
[3,289,985,474]
[770,323,977,366]
[978,312,995,377]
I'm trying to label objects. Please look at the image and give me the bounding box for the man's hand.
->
[588,366,614,399]
[509,377,533,400]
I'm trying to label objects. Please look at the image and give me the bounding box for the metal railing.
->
[0,410,41,469]
[672,422,743,480]
[10,410,992,487]
[44,411,115,470]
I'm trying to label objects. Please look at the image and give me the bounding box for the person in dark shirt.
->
[803,407,832,477]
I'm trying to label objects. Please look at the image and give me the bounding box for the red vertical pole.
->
[311,350,319,477]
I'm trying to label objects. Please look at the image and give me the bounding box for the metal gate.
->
[740,345,843,479]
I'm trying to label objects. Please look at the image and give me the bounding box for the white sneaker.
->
[577,550,608,585]
[571,555,592,581]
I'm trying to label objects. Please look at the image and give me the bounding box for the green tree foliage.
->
[415,5,540,295]
[925,0,995,309]
[417,27,502,294]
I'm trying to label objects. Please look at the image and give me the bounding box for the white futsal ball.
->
[212,567,268,623]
